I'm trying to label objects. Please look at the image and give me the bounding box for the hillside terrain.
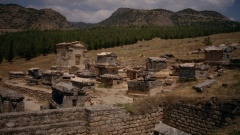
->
[99,8,240,27]
[0,32,239,78]
[0,4,72,29]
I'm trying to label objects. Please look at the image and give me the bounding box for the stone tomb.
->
[100,74,123,86]
[96,52,117,66]
[179,63,196,80]
[0,89,24,113]
[128,73,160,93]
[56,41,87,69]
[204,44,232,64]
[146,57,167,72]
[50,82,86,108]
[71,77,95,90]
[126,67,144,80]
[42,70,63,85]
[28,67,43,79]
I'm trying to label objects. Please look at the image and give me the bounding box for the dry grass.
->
[0,54,55,79]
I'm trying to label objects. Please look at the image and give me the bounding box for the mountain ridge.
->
[0,4,73,29]
[98,7,237,27]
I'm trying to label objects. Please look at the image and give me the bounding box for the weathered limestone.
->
[42,70,63,85]
[56,41,87,69]
[96,52,120,76]
[28,67,43,79]
[100,74,123,86]
[97,52,117,66]
[128,73,160,93]
[50,82,86,109]
[164,99,240,135]
[192,79,216,92]
[126,67,144,80]
[0,89,24,113]
[8,71,25,80]
[179,63,196,80]
[71,77,95,90]
[204,44,232,64]
[146,57,167,72]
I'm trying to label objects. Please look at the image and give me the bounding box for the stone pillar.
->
[2,101,12,113]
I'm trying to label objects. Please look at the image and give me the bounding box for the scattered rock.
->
[6,122,15,128]
[161,89,172,93]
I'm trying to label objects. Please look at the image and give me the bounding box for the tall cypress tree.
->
[7,41,14,63]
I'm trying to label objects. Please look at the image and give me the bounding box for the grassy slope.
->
[0,32,239,78]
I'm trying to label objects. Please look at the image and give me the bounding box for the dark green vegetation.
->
[0,25,240,63]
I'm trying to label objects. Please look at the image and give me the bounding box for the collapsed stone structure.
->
[8,71,25,80]
[128,72,160,93]
[146,57,167,72]
[50,82,86,108]
[0,89,24,113]
[100,74,123,86]
[178,63,209,80]
[71,77,95,90]
[56,41,87,69]
[192,79,216,92]
[179,63,196,80]
[96,52,119,76]
[204,44,232,64]
[126,67,144,80]
[28,67,43,79]
[42,70,63,85]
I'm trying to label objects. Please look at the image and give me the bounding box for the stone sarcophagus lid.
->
[0,89,24,113]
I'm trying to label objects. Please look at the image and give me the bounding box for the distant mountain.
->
[98,8,239,27]
[0,4,73,29]
[70,22,96,28]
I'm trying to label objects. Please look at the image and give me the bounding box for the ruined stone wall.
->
[86,105,163,135]
[0,105,163,135]
[163,100,240,134]
[0,107,86,135]
[2,82,50,102]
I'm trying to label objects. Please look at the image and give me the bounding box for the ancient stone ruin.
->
[28,67,43,79]
[56,41,87,69]
[179,63,196,80]
[96,52,117,66]
[8,71,25,80]
[50,82,86,108]
[96,52,120,76]
[178,63,210,80]
[192,79,216,92]
[126,67,144,80]
[71,77,95,90]
[0,89,24,113]
[128,72,160,94]
[146,57,167,72]
[42,70,63,85]
[100,74,123,86]
[204,44,232,64]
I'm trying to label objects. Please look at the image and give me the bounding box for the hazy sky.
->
[1,0,239,23]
